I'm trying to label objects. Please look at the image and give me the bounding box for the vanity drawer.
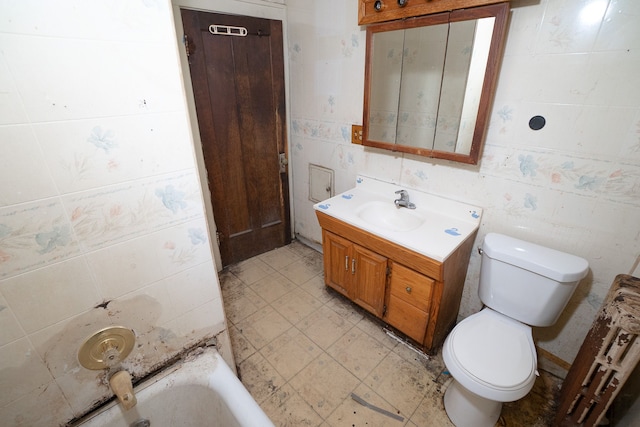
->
[385,294,428,343]
[388,261,434,313]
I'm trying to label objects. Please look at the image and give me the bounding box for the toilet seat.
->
[443,308,537,402]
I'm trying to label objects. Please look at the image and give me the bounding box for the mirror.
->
[363,3,509,164]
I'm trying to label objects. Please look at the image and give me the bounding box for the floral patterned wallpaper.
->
[286,0,640,366]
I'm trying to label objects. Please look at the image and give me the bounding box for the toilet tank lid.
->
[483,233,589,282]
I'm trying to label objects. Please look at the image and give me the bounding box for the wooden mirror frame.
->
[362,2,509,164]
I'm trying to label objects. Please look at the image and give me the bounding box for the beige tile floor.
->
[221,241,560,427]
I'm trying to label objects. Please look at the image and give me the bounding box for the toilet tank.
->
[479,233,589,327]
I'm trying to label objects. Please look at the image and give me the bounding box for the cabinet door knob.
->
[406,287,412,293]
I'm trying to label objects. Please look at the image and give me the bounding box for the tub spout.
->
[109,370,137,411]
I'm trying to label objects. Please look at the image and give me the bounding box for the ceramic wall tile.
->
[294,199,322,243]
[484,106,519,148]
[600,162,640,206]
[576,51,640,108]
[596,0,640,51]
[0,378,74,427]
[581,230,637,283]
[28,307,114,380]
[54,367,111,417]
[399,157,485,205]
[61,171,203,251]
[288,53,318,118]
[87,217,211,299]
[0,125,58,206]
[536,0,608,54]
[360,148,402,185]
[125,280,175,327]
[164,299,226,340]
[333,146,362,192]
[313,0,350,37]
[531,53,593,105]
[0,338,54,407]
[163,260,220,318]
[549,191,599,230]
[502,1,545,56]
[0,50,29,125]
[0,198,81,279]
[0,0,171,42]
[86,231,174,300]
[0,293,23,347]
[396,157,434,192]
[0,257,100,334]
[34,112,195,194]
[2,35,184,123]
[536,292,598,359]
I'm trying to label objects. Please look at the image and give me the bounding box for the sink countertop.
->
[313,175,482,262]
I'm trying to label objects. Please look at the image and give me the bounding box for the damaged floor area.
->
[221,241,561,426]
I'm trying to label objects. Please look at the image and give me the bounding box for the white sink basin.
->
[356,201,425,232]
[313,175,482,261]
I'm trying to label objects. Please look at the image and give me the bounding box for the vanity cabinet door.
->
[323,230,355,299]
[352,245,387,317]
[384,261,435,343]
[322,230,387,317]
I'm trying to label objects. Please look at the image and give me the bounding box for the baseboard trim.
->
[537,345,571,371]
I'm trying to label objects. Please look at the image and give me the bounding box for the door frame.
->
[170,0,293,270]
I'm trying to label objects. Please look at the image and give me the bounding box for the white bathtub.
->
[78,348,274,427]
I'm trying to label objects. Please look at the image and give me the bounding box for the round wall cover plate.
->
[529,115,546,130]
[78,326,135,370]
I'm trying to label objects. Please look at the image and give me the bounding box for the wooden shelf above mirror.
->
[358,0,507,25]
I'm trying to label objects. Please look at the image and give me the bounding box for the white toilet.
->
[442,233,589,427]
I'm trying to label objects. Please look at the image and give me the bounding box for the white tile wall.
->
[0,0,229,425]
[287,0,640,366]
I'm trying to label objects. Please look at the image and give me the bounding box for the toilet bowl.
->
[441,233,589,427]
[442,308,538,427]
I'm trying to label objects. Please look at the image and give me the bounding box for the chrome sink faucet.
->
[394,189,416,209]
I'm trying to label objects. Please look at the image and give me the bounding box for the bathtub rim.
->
[73,346,274,427]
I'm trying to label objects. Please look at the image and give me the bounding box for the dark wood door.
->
[181,10,291,266]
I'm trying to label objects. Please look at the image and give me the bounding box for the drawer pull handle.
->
[345,256,349,271]
[352,258,356,274]
[406,287,412,293]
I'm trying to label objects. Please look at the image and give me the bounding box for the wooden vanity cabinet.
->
[317,210,476,353]
[323,230,387,317]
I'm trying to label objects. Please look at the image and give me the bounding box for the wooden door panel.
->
[233,31,282,228]
[201,34,252,238]
[181,10,291,266]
